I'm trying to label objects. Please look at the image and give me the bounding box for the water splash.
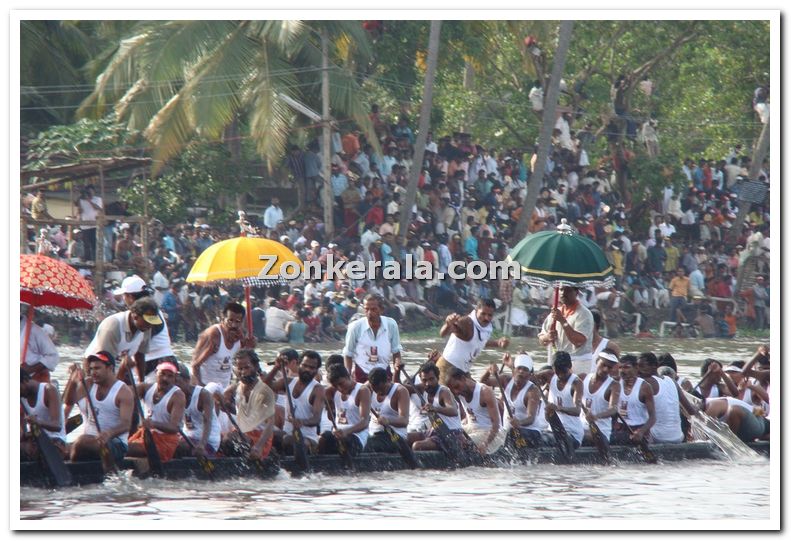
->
[689,413,764,463]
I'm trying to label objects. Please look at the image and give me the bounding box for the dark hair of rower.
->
[447,367,467,382]
[280,348,300,362]
[368,367,389,387]
[478,298,497,310]
[553,351,572,372]
[638,352,658,368]
[619,354,638,367]
[235,349,261,373]
[657,353,677,372]
[328,363,350,385]
[419,362,439,378]
[326,354,345,369]
[223,302,246,317]
[130,296,159,316]
[301,350,322,368]
[700,358,722,376]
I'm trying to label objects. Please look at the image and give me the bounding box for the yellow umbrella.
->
[186,236,303,335]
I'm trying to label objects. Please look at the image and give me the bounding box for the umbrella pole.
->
[21,304,34,365]
[244,285,253,338]
[547,286,559,365]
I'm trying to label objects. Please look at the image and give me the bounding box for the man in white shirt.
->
[152,266,170,307]
[263,197,284,231]
[21,307,59,383]
[343,294,402,383]
[74,185,103,262]
[265,300,294,342]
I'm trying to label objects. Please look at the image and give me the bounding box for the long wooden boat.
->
[20,441,769,488]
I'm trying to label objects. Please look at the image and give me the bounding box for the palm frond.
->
[144,92,195,173]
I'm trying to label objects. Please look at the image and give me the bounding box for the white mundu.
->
[442,310,493,372]
[549,374,584,444]
[334,382,369,447]
[283,378,321,444]
[618,378,649,427]
[201,325,241,387]
[581,373,614,440]
[505,379,547,432]
[370,383,408,438]
[143,384,180,434]
[649,375,683,443]
[22,383,66,441]
[84,380,129,444]
[458,382,496,430]
[183,386,221,451]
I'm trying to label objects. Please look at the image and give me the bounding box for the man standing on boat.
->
[191,302,255,388]
[611,355,656,445]
[343,294,402,384]
[436,298,509,385]
[125,360,186,463]
[64,351,134,469]
[174,364,221,459]
[537,286,594,375]
[637,351,699,443]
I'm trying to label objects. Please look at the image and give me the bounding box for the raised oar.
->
[177,428,215,476]
[535,380,575,463]
[281,365,311,474]
[490,365,529,452]
[614,411,658,464]
[323,396,355,470]
[370,409,419,468]
[79,373,118,474]
[20,400,73,486]
[217,400,271,474]
[580,404,611,464]
[126,370,165,476]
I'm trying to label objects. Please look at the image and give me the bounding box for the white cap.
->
[426,142,438,153]
[514,354,534,371]
[113,275,147,295]
[310,240,320,248]
[204,382,224,397]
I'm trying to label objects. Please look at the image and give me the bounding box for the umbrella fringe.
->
[521,276,616,289]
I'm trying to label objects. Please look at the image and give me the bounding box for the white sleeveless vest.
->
[549,374,584,443]
[589,337,609,373]
[649,375,683,443]
[143,384,180,434]
[183,385,221,451]
[334,383,369,447]
[441,310,493,372]
[283,378,321,443]
[370,383,407,438]
[582,373,614,440]
[504,379,547,432]
[85,380,129,444]
[619,378,649,427]
[22,383,66,441]
[200,325,241,387]
[145,310,174,361]
[458,382,496,430]
[85,311,144,359]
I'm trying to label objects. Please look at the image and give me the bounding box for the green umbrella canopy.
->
[507,220,614,289]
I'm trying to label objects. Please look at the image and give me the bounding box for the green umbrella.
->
[507,219,614,289]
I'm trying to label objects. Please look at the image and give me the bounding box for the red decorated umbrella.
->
[20,254,99,366]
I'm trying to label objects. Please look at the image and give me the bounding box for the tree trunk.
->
[514,21,574,241]
[728,120,770,245]
[397,20,442,248]
[321,29,335,239]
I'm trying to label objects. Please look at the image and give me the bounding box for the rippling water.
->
[21,334,770,522]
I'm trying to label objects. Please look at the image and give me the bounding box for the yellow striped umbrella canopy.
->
[186,236,302,285]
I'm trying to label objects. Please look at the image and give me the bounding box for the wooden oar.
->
[281,366,311,474]
[614,411,658,464]
[126,371,165,476]
[79,374,118,474]
[177,428,216,476]
[20,400,73,487]
[323,396,355,470]
[65,414,83,434]
[370,409,419,468]
[536,380,575,463]
[580,403,611,464]
[217,400,271,474]
[490,366,529,452]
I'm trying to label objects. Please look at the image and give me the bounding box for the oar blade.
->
[32,424,73,487]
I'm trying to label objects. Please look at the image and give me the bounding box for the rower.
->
[738,346,770,431]
[84,297,161,383]
[20,368,67,460]
[125,360,186,462]
[545,352,584,449]
[637,352,699,444]
[695,359,729,398]
[20,304,59,383]
[365,367,410,453]
[436,298,509,385]
[580,349,620,446]
[204,381,234,439]
[221,349,277,460]
[319,364,371,457]
[342,294,402,383]
[446,367,503,454]
[611,355,656,445]
[589,311,621,372]
[64,351,134,467]
[703,396,768,443]
[174,364,221,459]
[265,350,325,455]
[268,348,299,444]
[191,302,256,388]
[410,362,466,451]
[482,353,546,448]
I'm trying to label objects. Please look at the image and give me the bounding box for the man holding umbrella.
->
[537,285,595,375]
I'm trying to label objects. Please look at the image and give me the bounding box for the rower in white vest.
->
[546,351,584,448]
[191,302,255,388]
[611,355,656,445]
[436,298,509,385]
[319,364,372,457]
[580,350,620,445]
[174,364,221,458]
[20,368,67,459]
[588,311,621,374]
[447,367,504,454]
[365,367,410,453]
[637,352,699,444]
[409,362,466,451]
